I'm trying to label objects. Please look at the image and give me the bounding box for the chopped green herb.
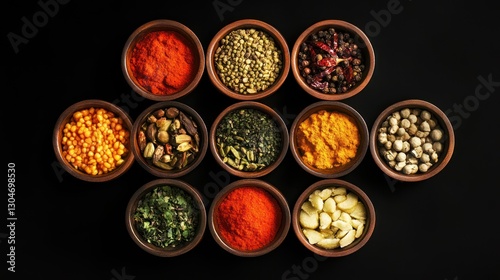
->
[215,108,282,171]
[133,185,200,248]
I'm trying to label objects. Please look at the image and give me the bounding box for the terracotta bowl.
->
[131,101,208,178]
[209,101,289,178]
[122,19,205,101]
[208,178,291,257]
[125,178,207,257]
[289,101,369,178]
[291,20,375,101]
[53,99,135,182]
[369,99,455,182]
[292,178,376,257]
[206,19,290,100]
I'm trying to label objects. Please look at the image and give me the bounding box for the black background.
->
[3,0,500,279]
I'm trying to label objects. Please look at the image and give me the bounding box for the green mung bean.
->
[214,28,283,95]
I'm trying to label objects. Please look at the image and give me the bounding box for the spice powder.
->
[215,186,282,251]
[129,30,196,95]
[296,110,360,169]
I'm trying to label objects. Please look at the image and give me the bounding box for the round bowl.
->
[131,101,208,178]
[210,101,289,178]
[206,19,290,100]
[289,101,369,178]
[53,99,135,182]
[125,178,207,257]
[208,178,290,257]
[291,20,375,101]
[122,19,205,101]
[292,178,376,257]
[369,99,455,182]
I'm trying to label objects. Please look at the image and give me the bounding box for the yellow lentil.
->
[61,107,130,176]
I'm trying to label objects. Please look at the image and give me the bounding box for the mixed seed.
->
[376,107,446,175]
[137,106,201,171]
[214,28,283,95]
[215,108,282,171]
[298,27,365,94]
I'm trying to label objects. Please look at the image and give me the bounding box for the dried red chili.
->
[298,28,365,94]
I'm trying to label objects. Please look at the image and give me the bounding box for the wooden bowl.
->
[122,19,205,101]
[289,101,369,178]
[369,99,455,182]
[209,101,289,178]
[125,178,207,257]
[292,179,376,257]
[208,179,291,257]
[206,19,290,100]
[131,101,208,178]
[53,99,135,182]
[291,20,375,101]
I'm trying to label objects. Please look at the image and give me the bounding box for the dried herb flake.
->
[133,185,200,248]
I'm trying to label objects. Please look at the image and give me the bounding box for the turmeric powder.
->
[296,110,360,169]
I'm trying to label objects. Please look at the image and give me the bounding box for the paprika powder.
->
[130,30,196,95]
[215,186,282,251]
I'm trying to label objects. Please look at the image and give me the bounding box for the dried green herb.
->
[133,185,200,248]
[215,108,282,171]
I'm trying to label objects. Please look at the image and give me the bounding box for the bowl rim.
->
[125,178,207,257]
[208,178,291,257]
[369,99,455,182]
[130,100,208,178]
[52,99,135,182]
[121,19,205,101]
[291,19,375,101]
[209,100,290,178]
[205,18,290,101]
[292,178,376,257]
[289,101,369,178]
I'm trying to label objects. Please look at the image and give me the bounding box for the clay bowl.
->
[289,101,369,178]
[53,99,135,182]
[208,178,291,257]
[131,101,208,178]
[206,19,290,100]
[125,178,207,257]
[209,101,289,178]
[292,178,376,257]
[291,19,375,101]
[122,19,205,101]
[369,99,455,182]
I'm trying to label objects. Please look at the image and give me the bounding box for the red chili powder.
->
[215,186,282,251]
[129,30,196,95]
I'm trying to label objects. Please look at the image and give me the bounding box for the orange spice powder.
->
[129,30,196,95]
[215,186,282,251]
[296,110,360,169]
